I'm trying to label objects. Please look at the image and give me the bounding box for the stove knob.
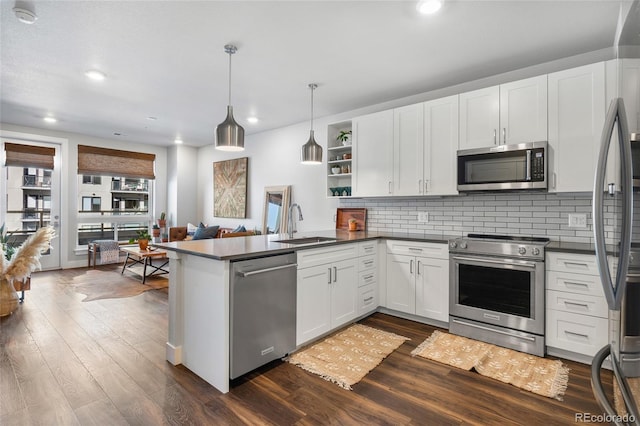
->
[518,246,527,255]
[460,242,468,249]
[532,247,540,256]
[450,241,457,249]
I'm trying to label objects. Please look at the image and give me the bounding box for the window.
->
[81,196,101,212]
[76,145,156,246]
[82,175,102,185]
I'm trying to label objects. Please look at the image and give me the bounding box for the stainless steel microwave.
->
[457,141,547,192]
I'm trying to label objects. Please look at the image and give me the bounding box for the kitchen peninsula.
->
[157,230,388,393]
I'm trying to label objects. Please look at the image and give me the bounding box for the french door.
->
[1,139,61,270]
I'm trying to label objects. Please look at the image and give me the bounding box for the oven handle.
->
[451,318,536,342]
[451,255,538,269]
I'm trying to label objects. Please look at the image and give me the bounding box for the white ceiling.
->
[0,0,637,148]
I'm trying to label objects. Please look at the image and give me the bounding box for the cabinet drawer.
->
[546,309,608,357]
[359,270,377,287]
[359,241,378,257]
[546,252,598,275]
[359,255,376,272]
[386,240,448,259]
[546,289,608,318]
[358,283,378,315]
[546,270,604,298]
[297,243,358,269]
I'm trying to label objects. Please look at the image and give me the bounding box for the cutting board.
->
[336,208,367,231]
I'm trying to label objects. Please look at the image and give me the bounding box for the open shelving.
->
[326,120,352,197]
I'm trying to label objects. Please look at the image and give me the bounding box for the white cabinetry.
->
[459,75,547,150]
[352,110,394,197]
[545,252,608,358]
[548,62,605,192]
[297,241,379,346]
[392,96,459,196]
[622,59,640,132]
[386,240,449,323]
[357,241,378,316]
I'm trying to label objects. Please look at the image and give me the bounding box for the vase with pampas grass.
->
[0,226,55,317]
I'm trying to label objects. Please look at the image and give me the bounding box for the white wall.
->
[196,120,341,233]
[0,123,168,268]
[168,145,198,227]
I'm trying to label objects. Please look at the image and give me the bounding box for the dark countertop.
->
[155,229,611,260]
[154,230,453,261]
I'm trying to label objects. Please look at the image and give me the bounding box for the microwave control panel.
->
[531,148,545,181]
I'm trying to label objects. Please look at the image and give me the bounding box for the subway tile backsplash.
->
[340,192,638,245]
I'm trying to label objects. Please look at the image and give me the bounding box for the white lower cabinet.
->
[386,241,449,323]
[296,241,377,346]
[545,252,608,357]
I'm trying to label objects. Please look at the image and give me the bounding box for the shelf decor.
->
[214,157,248,218]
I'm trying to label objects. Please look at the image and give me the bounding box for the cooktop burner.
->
[467,233,551,244]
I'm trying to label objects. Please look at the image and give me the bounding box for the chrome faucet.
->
[287,203,303,238]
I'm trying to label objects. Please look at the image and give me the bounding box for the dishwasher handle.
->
[237,263,298,277]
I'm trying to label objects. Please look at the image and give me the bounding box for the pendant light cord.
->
[309,83,317,132]
[227,50,232,106]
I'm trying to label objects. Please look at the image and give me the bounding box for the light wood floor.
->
[1,265,614,425]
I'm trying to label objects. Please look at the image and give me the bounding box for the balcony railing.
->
[22,176,52,188]
[77,209,149,216]
[111,181,149,192]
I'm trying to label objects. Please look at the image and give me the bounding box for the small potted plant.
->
[130,229,151,251]
[337,130,352,146]
[157,212,167,228]
[152,224,161,238]
[348,218,358,232]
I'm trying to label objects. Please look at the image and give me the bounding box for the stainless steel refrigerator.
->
[591,96,640,424]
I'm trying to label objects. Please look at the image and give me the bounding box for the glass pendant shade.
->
[216,105,244,151]
[215,44,244,151]
[301,130,322,164]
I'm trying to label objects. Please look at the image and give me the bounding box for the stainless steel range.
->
[449,234,549,356]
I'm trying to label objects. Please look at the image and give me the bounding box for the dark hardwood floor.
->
[1,265,614,425]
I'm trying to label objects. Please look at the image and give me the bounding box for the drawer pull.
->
[563,301,590,310]
[564,281,590,290]
[363,260,374,267]
[363,246,374,253]
[562,261,590,270]
[363,274,374,281]
[409,247,423,252]
[564,330,590,341]
[364,296,374,302]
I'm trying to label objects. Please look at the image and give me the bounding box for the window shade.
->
[78,145,156,179]
[4,142,55,169]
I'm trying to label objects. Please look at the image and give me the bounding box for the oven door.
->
[449,254,545,335]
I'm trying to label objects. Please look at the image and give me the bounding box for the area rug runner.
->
[614,376,640,416]
[412,330,569,400]
[287,323,409,390]
[72,269,168,302]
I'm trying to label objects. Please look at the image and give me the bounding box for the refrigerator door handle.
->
[593,97,632,311]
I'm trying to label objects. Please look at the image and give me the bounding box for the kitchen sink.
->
[273,236,336,245]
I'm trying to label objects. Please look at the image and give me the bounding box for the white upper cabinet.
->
[459,85,500,149]
[352,110,394,197]
[499,75,548,145]
[393,103,424,196]
[622,59,640,132]
[459,75,547,150]
[548,62,605,193]
[424,95,459,196]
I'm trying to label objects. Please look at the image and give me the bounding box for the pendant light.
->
[301,83,323,164]
[215,44,244,151]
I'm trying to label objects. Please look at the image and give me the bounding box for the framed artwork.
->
[213,157,248,218]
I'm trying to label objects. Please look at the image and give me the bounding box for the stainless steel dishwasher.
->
[230,252,297,379]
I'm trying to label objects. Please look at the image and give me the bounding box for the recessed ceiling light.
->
[147,116,158,121]
[247,117,259,124]
[416,0,442,15]
[85,69,106,81]
[174,138,183,144]
[43,116,57,123]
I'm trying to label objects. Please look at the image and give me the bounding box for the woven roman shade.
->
[4,142,55,169]
[78,145,156,179]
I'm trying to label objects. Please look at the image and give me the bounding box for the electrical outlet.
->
[568,213,587,228]
[417,212,429,223]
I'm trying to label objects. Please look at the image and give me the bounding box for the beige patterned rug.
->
[287,323,409,390]
[614,376,640,415]
[412,330,569,400]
